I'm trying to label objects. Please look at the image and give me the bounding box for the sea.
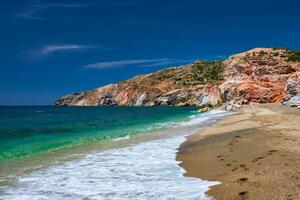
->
[0,106,229,200]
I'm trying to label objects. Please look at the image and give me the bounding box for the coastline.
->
[177,103,300,200]
[0,108,227,199]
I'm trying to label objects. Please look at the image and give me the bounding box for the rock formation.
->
[220,48,300,104]
[283,72,300,107]
[55,48,300,109]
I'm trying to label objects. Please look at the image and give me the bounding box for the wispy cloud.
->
[26,44,97,59]
[16,3,89,20]
[84,58,194,69]
[16,12,44,20]
[39,44,96,55]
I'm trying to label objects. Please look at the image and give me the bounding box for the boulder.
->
[282,72,300,107]
[283,95,300,107]
[198,84,222,108]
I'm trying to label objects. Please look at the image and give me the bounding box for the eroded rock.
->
[55,48,300,109]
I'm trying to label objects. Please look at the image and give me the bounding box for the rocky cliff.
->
[55,48,300,108]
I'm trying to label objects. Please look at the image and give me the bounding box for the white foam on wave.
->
[150,109,231,129]
[1,110,229,200]
[112,135,131,141]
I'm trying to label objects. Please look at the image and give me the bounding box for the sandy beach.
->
[177,104,300,200]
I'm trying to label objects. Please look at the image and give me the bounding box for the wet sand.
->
[177,104,300,200]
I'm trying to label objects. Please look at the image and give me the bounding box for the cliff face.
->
[55,61,225,107]
[55,48,300,108]
[220,48,300,105]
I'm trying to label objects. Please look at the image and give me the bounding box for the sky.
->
[1,0,300,105]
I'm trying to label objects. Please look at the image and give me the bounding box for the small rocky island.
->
[55,48,300,109]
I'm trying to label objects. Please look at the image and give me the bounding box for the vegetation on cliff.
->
[287,50,300,62]
[55,48,300,108]
[191,61,225,83]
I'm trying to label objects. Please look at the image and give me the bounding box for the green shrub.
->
[191,61,225,83]
[287,50,300,62]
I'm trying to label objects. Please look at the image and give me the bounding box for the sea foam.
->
[1,110,228,200]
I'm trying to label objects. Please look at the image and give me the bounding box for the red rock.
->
[55,48,300,108]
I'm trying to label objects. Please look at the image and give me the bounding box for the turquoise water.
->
[0,106,198,163]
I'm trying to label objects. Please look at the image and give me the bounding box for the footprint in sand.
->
[238,191,249,199]
[266,150,277,156]
[240,164,249,171]
[286,194,293,200]
[269,150,278,153]
[238,177,248,183]
[217,155,225,161]
[252,156,265,163]
[240,164,247,168]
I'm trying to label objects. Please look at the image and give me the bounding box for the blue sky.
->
[1,0,300,105]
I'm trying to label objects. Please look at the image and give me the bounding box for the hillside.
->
[55,48,300,109]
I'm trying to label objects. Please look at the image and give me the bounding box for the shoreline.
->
[0,109,227,199]
[177,103,300,200]
[0,123,200,189]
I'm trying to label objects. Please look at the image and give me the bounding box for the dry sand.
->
[177,103,300,200]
